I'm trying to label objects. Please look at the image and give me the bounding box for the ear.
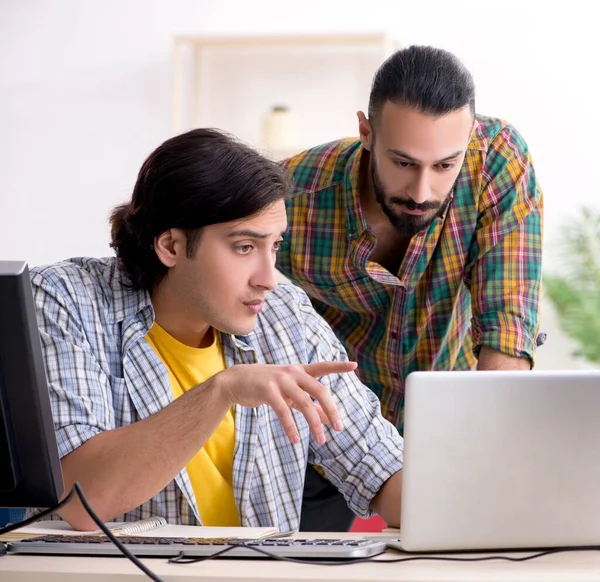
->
[154,229,185,268]
[357,111,373,151]
[470,116,478,138]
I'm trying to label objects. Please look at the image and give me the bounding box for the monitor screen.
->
[0,261,63,508]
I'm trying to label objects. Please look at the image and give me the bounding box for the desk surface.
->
[2,532,600,582]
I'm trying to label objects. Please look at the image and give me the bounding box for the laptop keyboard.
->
[8,534,387,559]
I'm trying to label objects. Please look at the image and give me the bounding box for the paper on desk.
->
[122,524,279,539]
[0,520,278,542]
[0,521,86,541]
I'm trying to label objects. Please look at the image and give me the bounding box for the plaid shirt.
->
[30,257,403,531]
[277,116,544,432]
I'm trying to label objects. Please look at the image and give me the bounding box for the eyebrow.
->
[227,229,287,239]
[387,149,463,164]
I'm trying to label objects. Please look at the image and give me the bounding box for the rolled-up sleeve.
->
[467,125,543,365]
[31,271,115,459]
[298,292,404,518]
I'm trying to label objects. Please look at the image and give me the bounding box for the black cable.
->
[169,544,240,563]
[0,487,77,536]
[168,540,600,567]
[168,541,385,565]
[70,483,165,582]
[0,483,165,582]
[365,545,600,565]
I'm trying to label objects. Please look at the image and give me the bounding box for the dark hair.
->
[110,128,289,291]
[368,45,475,121]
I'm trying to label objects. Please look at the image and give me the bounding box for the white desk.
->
[2,533,600,582]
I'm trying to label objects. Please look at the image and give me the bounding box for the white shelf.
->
[171,33,402,147]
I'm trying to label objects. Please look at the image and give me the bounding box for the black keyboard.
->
[8,534,387,559]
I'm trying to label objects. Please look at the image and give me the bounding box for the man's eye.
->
[236,245,253,254]
[394,161,412,168]
[273,239,284,252]
[437,162,455,170]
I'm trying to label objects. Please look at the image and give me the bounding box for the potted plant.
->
[543,206,600,365]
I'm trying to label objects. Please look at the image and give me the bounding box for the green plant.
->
[543,206,600,364]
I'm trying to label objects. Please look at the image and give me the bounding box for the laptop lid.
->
[399,370,600,552]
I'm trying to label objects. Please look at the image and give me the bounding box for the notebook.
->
[1,516,279,542]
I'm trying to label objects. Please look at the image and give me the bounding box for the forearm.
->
[59,374,231,529]
[477,345,531,370]
[370,471,402,528]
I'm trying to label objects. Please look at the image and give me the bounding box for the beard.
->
[371,161,454,238]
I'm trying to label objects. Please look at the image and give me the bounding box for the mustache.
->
[388,197,441,212]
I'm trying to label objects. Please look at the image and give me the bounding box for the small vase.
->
[261,105,298,153]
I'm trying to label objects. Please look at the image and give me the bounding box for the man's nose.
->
[409,169,431,204]
[252,254,278,291]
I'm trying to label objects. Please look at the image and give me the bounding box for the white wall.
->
[1,0,598,368]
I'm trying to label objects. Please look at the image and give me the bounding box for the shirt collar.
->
[107,259,154,325]
[343,141,370,241]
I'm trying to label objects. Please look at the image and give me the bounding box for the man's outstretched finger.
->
[314,404,330,425]
[291,402,330,426]
[302,361,358,378]
[289,389,326,445]
[269,395,301,444]
[298,373,344,431]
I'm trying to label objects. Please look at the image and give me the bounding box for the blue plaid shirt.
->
[30,257,403,531]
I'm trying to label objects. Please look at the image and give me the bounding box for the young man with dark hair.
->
[277,45,544,530]
[31,128,403,532]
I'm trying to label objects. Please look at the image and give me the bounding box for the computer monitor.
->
[0,260,63,508]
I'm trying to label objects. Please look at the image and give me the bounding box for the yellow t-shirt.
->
[145,323,239,526]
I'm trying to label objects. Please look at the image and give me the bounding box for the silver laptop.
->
[388,370,600,553]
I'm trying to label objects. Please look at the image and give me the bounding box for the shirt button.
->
[390,332,398,340]
[392,372,400,379]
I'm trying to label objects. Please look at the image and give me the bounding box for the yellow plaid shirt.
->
[277,115,544,432]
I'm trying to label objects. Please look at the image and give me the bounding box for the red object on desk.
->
[350,515,387,532]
